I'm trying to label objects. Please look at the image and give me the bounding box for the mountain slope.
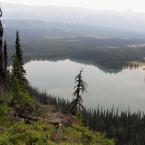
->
[2,2,145,33]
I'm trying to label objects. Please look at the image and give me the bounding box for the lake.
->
[24,59,145,112]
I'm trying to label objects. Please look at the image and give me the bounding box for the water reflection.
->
[24,59,145,112]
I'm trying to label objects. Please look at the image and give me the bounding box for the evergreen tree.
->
[15,31,24,66]
[0,8,4,96]
[0,8,4,80]
[11,32,29,110]
[3,40,8,71]
[71,69,87,115]
[12,31,27,85]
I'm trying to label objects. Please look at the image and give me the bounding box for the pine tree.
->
[15,31,24,66]
[12,31,27,85]
[70,69,87,115]
[0,8,4,80]
[0,8,4,96]
[11,32,28,108]
[3,40,8,71]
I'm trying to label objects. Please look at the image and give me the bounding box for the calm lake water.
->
[24,59,145,112]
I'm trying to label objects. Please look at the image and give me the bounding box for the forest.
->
[7,36,145,70]
[0,7,145,145]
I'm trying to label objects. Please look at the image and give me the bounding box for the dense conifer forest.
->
[31,86,145,145]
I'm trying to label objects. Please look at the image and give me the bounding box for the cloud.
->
[0,0,145,12]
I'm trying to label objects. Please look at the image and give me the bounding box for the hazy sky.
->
[0,0,145,12]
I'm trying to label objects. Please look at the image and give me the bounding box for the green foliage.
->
[0,119,115,145]
[12,31,27,87]
[0,9,4,83]
[82,107,145,145]
[31,87,145,145]
[0,104,11,126]
[9,75,34,113]
[3,40,8,71]
[62,125,115,145]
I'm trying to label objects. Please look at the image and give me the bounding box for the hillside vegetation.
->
[0,8,115,145]
[0,103,115,145]
[1,7,145,145]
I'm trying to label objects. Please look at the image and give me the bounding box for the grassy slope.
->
[0,91,115,145]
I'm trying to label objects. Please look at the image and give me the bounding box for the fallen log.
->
[18,114,40,123]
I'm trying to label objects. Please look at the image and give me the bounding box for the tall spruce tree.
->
[0,8,4,80]
[3,40,8,71]
[70,69,87,115]
[12,31,27,85]
[15,31,24,66]
[0,8,4,96]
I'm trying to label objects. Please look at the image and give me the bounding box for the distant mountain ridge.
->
[2,2,145,32]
